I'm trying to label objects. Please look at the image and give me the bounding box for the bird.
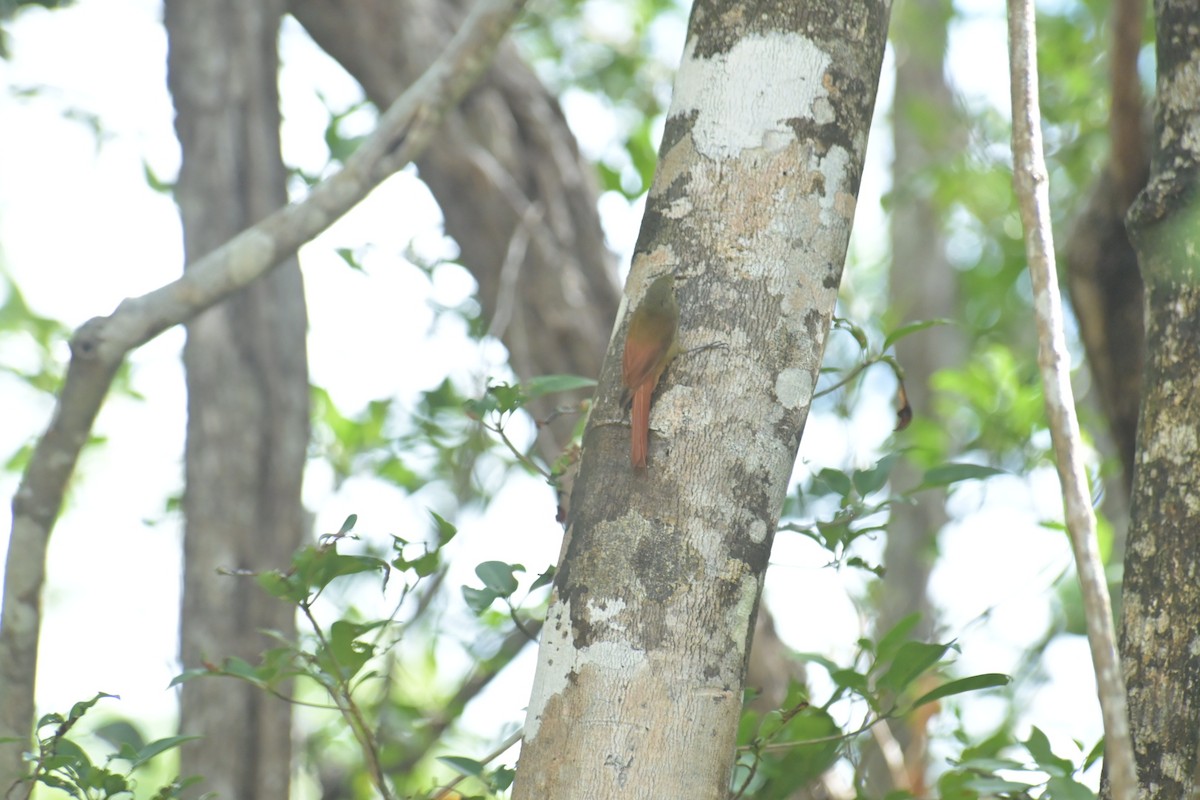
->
[621,274,681,469]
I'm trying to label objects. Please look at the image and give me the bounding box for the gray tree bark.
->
[1119,1,1200,796]
[165,1,308,796]
[511,0,893,796]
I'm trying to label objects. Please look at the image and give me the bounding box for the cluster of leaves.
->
[167,511,543,800]
[781,452,1003,577]
[464,373,594,479]
[937,726,1103,800]
[3,693,198,800]
[733,614,1010,799]
[784,316,1006,577]
[311,377,504,504]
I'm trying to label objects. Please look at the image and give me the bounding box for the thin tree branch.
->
[1006,3,1137,800]
[0,0,526,774]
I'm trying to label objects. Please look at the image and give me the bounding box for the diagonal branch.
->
[0,0,526,778]
[1006,2,1137,800]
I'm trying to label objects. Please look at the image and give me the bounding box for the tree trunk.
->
[866,0,962,792]
[511,0,892,796]
[1119,1,1200,797]
[166,1,309,797]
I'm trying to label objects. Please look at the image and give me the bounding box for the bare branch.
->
[0,0,526,773]
[1006,3,1137,800]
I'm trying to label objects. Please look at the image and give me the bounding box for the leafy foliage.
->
[4,693,201,800]
[169,513,541,800]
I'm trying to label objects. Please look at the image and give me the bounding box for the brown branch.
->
[0,0,526,777]
[1006,3,1137,800]
[1109,0,1146,206]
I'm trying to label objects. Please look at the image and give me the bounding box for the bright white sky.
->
[0,0,1102,792]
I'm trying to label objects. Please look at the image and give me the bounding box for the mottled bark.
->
[289,0,620,458]
[512,0,892,796]
[166,1,307,796]
[1120,1,1200,797]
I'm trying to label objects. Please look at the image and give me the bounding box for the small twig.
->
[484,418,551,479]
[301,602,396,800]
[506,602,539,642]
[729,751,760,799]
[1006,3,1138,799]
[750,713,886,755]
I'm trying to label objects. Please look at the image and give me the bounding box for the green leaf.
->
[830,668,868,694]
[168,668,211,688]
[964,776,1034,794]
[334,247,365,272]
[49,736,91,768]
[883,318,955,350]
[522,374,597,398]
[530,566,556,591]
[487,382,527,413]
[814,467,853,498]
[127,735,201,769]
[476,561,523,597]
[222,657,262,684]
[909,673,1011,708]
[919,463,1005,489]
[753,705,842,797]
[1045,775,1096,800]
[292,547,388,593]
[407,549,440,578]
[794,651,841,674]
[1082,737,1105,771]
[853,453,898,496]
[489,764,516,790]
[142,160,174,194]
[463,586,497,614]
[429,511,458,546]
[439,755,485,777]
[326,620,375,679]
[257,570,306,603]
[878,641,953,692]
[67,693,116,722]
[1024,726,1074,776]
[875,612,923,663]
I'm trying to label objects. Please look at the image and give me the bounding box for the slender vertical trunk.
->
[865,0,962,791]
[166,1,308,796]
